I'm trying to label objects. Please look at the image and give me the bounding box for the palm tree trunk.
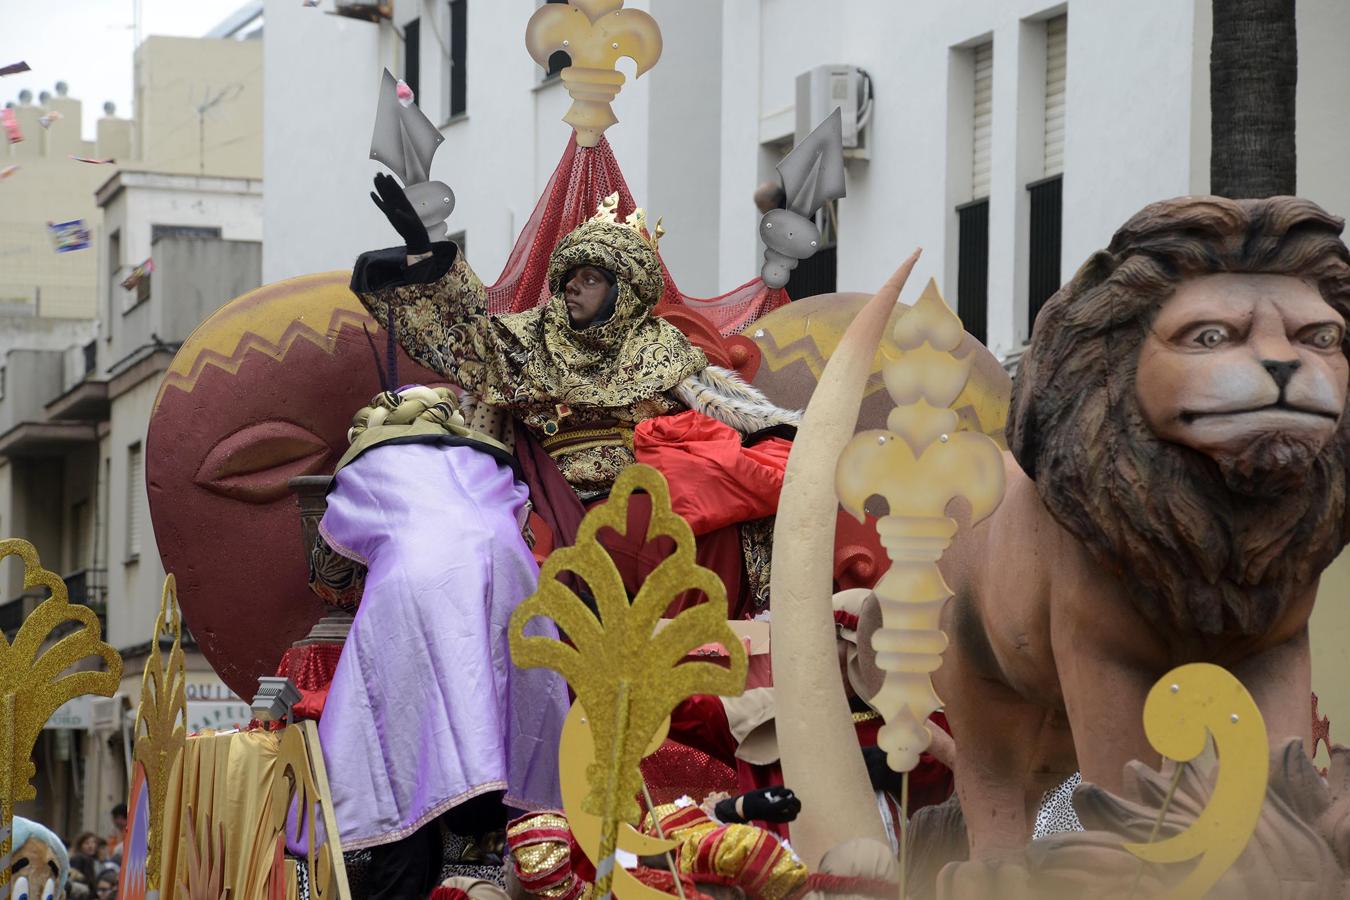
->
[1210,0,1297,198]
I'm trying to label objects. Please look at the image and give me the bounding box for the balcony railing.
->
[63,567,107,607]
[1,569,107,641]
[0,596,26,634]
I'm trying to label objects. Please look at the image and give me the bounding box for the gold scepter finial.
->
[835,281,1005,897]
[525,0,663,147]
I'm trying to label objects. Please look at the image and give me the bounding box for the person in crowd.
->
[94,870,118,900]
[106,803,127,862]
[67,832,99,893]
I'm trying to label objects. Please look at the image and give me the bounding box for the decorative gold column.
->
[135,575,188,894]
[836,281,1005,774]
[769,254,920,867]
[835,281,1005,895]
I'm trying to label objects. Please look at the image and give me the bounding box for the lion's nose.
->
[1262,359,1301,390]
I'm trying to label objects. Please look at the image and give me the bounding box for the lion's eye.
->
[1191,326,1230,349]
[1301,324,1342,350]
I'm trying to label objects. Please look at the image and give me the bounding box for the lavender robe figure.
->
[316,387,568,851]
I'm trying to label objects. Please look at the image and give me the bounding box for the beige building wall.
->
[1,27,263,837]
[134,36,263,180]
[1,92,120,320]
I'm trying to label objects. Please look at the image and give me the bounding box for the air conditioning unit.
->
[91,696,122,731]
[795,65,873,160]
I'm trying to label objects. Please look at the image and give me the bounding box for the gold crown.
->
[591,192,665,250]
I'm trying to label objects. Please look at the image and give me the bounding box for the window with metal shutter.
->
[404,18,421,104]
[957,199,991,345]
[449,0,467,117]
[1043,15,1067,177]
[1027,175,1063,333]
[126,443,142,560]
[971,42,994,200]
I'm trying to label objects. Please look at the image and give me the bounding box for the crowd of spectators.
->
[61,804,126,899]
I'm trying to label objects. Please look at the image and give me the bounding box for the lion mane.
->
[1009,195,1350,635]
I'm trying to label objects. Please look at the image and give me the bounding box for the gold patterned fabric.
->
[505,812,591,900]
[307,537,366,610]
[355,217,708,496]
[739,516,776,618]
[644,805,808,900]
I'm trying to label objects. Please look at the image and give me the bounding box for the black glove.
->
[370,172,431,255]
[715,787,802,824]
[862,745,904,795]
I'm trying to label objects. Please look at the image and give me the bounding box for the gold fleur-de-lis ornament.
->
[836,281,1005,774]
[525,0,663,146]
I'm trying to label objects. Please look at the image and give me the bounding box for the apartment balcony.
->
[0,569,107,641]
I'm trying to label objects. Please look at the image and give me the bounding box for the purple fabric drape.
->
[317,441,568,850]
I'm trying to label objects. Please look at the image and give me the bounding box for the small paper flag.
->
[48,219,91,252]
[121,258,154,290]
[69,155,115,165]
[2,108,22,144]
[0,165,18,181]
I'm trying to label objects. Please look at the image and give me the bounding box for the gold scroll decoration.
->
[525,0,662,147]
[509,463,748,897]
[0,538,122,893]
[559,702,680,900]
[135,574,188,892]
[836,280,1005,774]
[1124,663,1269,900]
[270,720,352,900]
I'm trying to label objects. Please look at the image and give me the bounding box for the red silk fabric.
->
[633,411,792,537]
[484,137,789,336]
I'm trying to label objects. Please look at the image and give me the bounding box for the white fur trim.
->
[675,365,802,434]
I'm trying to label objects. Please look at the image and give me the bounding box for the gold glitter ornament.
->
[509,463,748,897]
[0,538,122,893]
[133,574,188,891]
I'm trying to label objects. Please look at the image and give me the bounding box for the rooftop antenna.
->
[194,83,243,174]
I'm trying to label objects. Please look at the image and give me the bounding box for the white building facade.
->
[265,0,1350,361]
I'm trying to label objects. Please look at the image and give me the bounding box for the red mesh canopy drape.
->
[484,137,789,337]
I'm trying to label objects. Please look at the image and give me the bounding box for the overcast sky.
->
[1,0,249,137]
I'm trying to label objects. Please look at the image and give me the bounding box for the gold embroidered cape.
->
[355,218,708,495]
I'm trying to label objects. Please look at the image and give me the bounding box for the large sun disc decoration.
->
[0,539,122,895]
[509,464,748,898]
[834,280,1006,894]
[525,0,662,147]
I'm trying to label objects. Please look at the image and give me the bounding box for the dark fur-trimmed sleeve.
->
[350,240,494,392]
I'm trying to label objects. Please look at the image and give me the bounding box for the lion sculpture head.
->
[1010,196,1350,635]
